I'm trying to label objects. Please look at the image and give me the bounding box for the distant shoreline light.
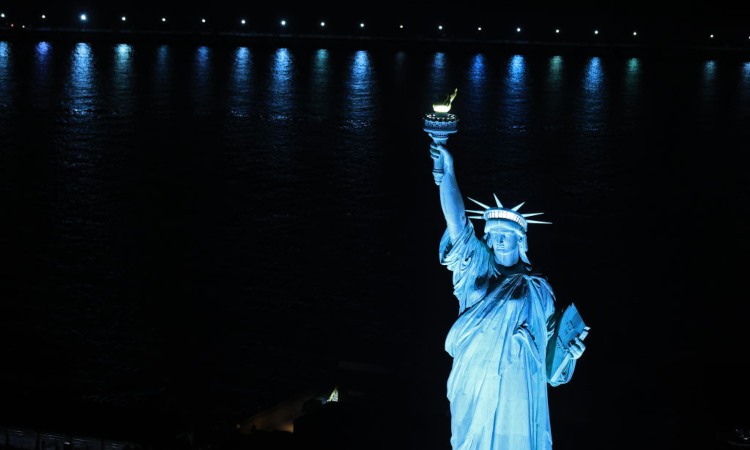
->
[0,12,749,50]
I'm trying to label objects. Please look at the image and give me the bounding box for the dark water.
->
[1,39,749,449]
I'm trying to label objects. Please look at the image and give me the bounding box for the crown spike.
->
[511,202,525,211]
[466,209,486,214]
[467,197,491,210]
[493,194,503,208]
[521,212,545,218]
[526,219,552,225]
[468,216,484,220]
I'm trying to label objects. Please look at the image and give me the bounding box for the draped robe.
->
[439,222,576,450]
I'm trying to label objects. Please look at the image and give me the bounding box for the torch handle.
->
[433,156,444,174]
[429,135,450,185]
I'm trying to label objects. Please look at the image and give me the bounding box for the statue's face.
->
[487,230,520,260]
[484,219,523,266]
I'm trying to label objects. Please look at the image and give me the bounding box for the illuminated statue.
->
[429,142,587,450]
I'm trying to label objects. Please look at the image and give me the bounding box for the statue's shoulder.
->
[524,271,552,288]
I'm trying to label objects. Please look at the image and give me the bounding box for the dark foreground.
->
[3,380,750,450]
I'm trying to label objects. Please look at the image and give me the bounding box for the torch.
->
[423,88,459,185]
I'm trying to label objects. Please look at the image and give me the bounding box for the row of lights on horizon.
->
[2,12,750,42]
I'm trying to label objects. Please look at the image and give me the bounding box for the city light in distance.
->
[1,11,748,49]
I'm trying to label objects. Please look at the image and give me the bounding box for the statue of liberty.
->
[429,140,587,450]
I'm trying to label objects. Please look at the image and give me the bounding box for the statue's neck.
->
[496,260,529,277]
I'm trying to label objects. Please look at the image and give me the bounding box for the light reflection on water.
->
[66,43,96,117]
[466,54,486,106]
[32,42,54,109]
[503,54,528,132]
[742,62,750,121]
[113,44,135,116]
[227,46,253,120]
[191,45,215,115]
[544,55,564,120]
[428,51,449,93]
[578,56,606,132]
[151,44,172,112]
[0,41,11,109]
[346,50,376,125]
[267,47,294,123]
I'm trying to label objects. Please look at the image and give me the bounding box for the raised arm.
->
[430,141,468,242]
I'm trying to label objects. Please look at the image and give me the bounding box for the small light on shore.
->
[320,21,325,28]
[280,20,286,26]
[121,16,127,22]
[594,29,599,35]
[161,17,166,22]
[80,14,87,22]
[633,31,637,36]
[555,28,560,34]
[240,19,245,25]
[1,13,5,18]
[41,14,46,19]
[399,24,404,29]
[438,25,443,31]
[477,26,482,31]
[201,18,206,24]
[710,34,714,38]
[516,27,521,32]
[360,22,365,28]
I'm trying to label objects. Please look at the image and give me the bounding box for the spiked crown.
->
[466,194,551,232]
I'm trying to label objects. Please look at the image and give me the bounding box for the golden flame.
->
[432,88,458,113]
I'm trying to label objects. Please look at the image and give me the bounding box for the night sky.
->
[3,0,748,27]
